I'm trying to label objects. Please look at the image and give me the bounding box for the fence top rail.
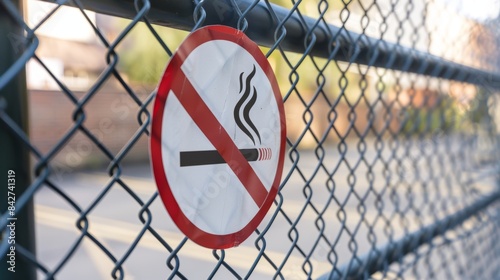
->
[44,0,500,89]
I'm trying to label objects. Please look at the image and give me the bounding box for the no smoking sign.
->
[151,25,286,249]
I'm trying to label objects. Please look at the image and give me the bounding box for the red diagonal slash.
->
[166,55,268,207]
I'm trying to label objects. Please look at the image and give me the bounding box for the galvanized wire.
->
[1,0,500,279]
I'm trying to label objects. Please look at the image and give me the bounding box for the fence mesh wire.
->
[1,0,500,279]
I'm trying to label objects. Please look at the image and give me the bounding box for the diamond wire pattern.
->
[1,0,500,279]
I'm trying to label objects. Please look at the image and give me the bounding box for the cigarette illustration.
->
[180,65,268,167]
[180,148,272,167]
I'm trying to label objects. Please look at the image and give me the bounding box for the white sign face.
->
[151,25,286,249]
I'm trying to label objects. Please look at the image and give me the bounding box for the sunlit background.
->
[25,0,500,166]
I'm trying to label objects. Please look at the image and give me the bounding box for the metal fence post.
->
[0,1,37,279]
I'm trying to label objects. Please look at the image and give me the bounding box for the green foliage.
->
[117,20,187,84]
[468,87,490,124]
[400,95,464,135]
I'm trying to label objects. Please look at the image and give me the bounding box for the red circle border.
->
[150,25,286,249]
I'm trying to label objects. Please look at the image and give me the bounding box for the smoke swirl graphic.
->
[234,65,261,145]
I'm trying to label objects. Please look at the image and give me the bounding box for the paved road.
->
[34,139,496,279]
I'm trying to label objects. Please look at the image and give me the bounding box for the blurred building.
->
[26,1,151,167]
[26,0,106,90]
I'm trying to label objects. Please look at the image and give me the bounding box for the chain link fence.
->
[1,0,500,279]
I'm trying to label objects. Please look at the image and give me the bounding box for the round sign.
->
[150,25,286,249]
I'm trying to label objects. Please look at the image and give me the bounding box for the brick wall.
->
[29,86,385,169]
[29,85,152,169]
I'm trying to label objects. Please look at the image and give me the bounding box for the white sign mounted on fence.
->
[150,25,286,249]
